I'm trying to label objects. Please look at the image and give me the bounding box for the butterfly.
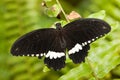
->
[10,18,111,71]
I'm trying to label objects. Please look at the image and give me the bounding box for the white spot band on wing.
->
[68,43,82,55]
[45,51,65,59]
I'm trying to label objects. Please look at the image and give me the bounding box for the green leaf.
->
[87,10,106,19]
[89,77,96,80]
[44,4,61,17]
[43,66,50,72]
[88,42,120,78]
[44,0,52,2]
[58,63,92,80]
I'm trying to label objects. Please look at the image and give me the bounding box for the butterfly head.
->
[55,23,62,30]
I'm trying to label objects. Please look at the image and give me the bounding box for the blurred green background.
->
[0,0,120,80]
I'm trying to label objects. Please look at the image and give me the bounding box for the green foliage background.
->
[0,0,120,80]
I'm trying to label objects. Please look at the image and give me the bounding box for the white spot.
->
[44,53,46,56]
[102,26,107,29]
[22,55,25,56]
[15,48,19,51]
[36,54,39,57]
[41,54,43,56]
[45,51,65,59]
[82,43,85,46]
[92,38,95,41]
[27,54,29,56]
[88,40,91,43]
[96,36,98,39]
[84,42,87,45]
[31,54,34,57]
[68,43,82,55]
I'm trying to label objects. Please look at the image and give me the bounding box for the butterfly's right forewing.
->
[63,18,111,44]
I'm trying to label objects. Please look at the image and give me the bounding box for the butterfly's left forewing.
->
[11,28,56,58]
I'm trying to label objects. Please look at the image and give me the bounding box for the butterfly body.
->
[11,18,111,70]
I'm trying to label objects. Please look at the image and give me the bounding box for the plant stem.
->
[56,0,70,23]
[86,58,100,80]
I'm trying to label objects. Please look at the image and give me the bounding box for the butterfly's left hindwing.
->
[44,31,67,70]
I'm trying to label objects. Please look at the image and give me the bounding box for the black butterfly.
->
[10,18,111,71]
